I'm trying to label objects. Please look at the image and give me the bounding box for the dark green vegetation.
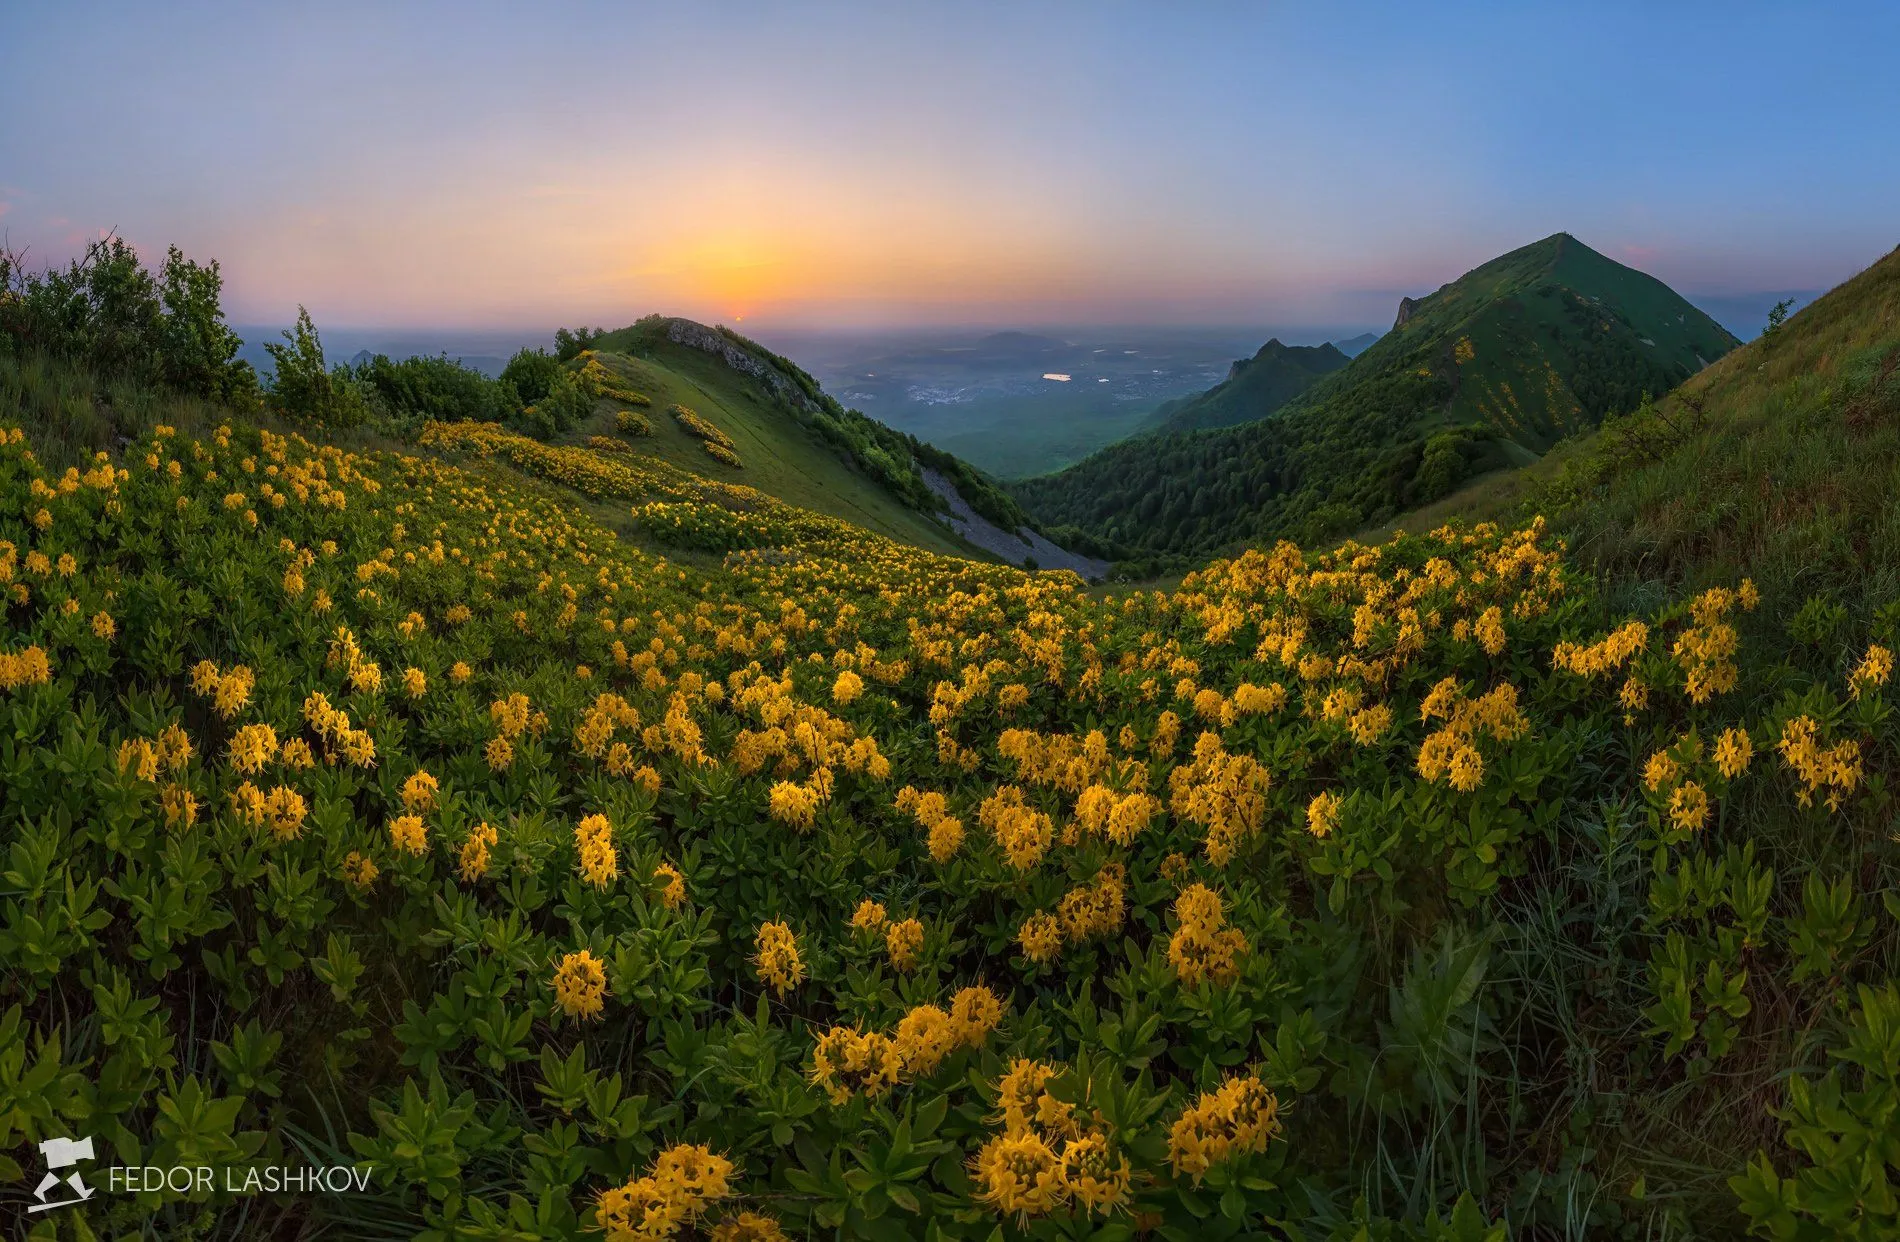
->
[1145,338,1349,434]
[0,233,259,407]
[1015,234,1740,565]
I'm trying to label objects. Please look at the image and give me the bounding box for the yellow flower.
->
[754,920,805,997]
[831,669,863,704]
[850,899,888,934]
[575,813,618,888]
[459,822,499,882]
[950,985,1004,1048]
[484,734,514,771]
[1168,1076,1282,1184]
[342,851,379,891]
[885,917,924,971]
[401,769,439,813]
[1017,912,1064,964]
[971,1129,1065,1219]
[1668,781,1710,832]
[389,814,428,855]
[708,1211,788,1242]
[402,667,427,698]
[1306,790,1341,839]
[552,949,608,1020]
[1714,727,1753,779]
[91,610,116,640]
[1851,644,1894,699]
[654,860,687,909]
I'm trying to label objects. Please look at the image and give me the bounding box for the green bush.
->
[344,352,513,425]
[500,346,562,406]
[0,235,257,405]
[262,307,372,428]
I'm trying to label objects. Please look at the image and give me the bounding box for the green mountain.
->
[1015,233,1740,562]
[1144,337,1350,433]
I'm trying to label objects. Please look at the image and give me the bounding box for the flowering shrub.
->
[0,403,1893,1240]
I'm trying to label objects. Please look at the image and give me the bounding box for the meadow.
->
[1,242,1899,1242]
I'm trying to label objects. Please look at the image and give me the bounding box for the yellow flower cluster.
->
[0,644,54,690]
[304,690,377,767]
[575,813,619,888]
[553,949,608,1020]
[1167,1076,1283,1184]
[1056,864,1126,945]
[227,723,278,775]
[389,813,427,856]
[231,781,307,840]
[1415,678,1528,793]
[342,851,378,891]
[979,786,1054,872]
[810,986,1002,1104]
[401,769,438,813]
[885,917,925,971]
[1168,884,1247,987]
[1073,784,1160,847]
[1849,643,1894,700]
[895,786,965,862]
[459,822,499,882]
[654,860,687,909]
[1778,715,1863,811]
[1552,620,1649,678]
[1672,587,1748,704]
[190,659,255,719]
[850,899,887,934]
[706,1211,788,1242]
[594,1143,732,1241]
[753,921,805,997]
[970,1059,1130,1219]
[1167,732,1270,865]
[1306,790,1342,839]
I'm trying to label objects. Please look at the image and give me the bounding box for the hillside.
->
[1144,338,1350,434]
[6,235,1900,1240]
[578,316,1061,563]
[1015,233,1741,563]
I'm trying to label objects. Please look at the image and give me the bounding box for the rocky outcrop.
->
[662,318,820,414]
[1394,297,1421,330]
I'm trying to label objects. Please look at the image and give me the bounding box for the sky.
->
[3,1,1896,334]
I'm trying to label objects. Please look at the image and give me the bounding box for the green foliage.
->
[553,325,606,362]
[344,351,515,428]
[1016,233,1740,559]
[1764,298,1796,339]
[262,306,372,428]
[1732,983,1900,1238]
[500,347,563,407]
[0,234,258,406]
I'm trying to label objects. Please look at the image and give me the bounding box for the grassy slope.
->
[1408,242,1900,609]
[568,343,978,559]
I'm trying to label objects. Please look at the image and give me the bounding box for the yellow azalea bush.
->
[2,394,1896,1241]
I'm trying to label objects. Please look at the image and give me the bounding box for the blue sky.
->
[2,1,1894,331]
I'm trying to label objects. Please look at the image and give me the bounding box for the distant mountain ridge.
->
[1146,337,1351,433]
[1014,232,1742,560]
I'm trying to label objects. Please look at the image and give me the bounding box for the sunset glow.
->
[3,2,1896,330]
